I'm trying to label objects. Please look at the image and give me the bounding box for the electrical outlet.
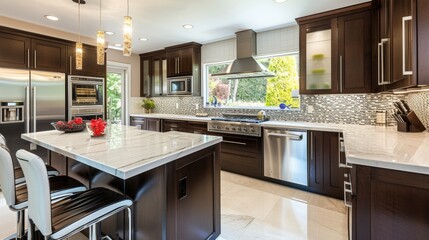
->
[307,105,314,114]
[176,103,179,109]
[195,103,199,110]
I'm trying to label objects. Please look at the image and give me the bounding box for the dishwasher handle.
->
[267,132,303,141]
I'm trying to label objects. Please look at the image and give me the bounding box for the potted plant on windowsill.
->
[142,98,155,114]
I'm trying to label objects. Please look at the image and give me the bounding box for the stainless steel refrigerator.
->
[0,67,65,164]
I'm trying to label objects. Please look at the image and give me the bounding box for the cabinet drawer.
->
[163,119,188,132]
[187,121,207,134]
[221,152,262,178]
[221,135,262,154]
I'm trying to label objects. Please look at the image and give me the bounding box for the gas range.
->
[207,114,267,137]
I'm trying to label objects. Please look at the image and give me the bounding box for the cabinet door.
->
[390,0,414,86]
[166,51,179,77]
[146,118,161,132]
[67,45,106,77]
[309,131,344,198]
[338,11,372,93]
[300,20,338,94]
[175,154,215,240]
[130,116,145,129]
[0,32,30,69]
[179,48,193,76]
[308,131,325,191]
[140,58,151,97]
[378,0,392,86]
[31,39,66,72]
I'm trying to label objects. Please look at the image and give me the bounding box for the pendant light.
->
[96,0,105,65]
[75,0,83,70]
[123,0,132,56]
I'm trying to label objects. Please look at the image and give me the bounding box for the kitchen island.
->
[22,125,222,240]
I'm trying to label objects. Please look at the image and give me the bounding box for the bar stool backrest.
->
[0,144,16,207]
[0,133,6,145]
[16,149,53,236]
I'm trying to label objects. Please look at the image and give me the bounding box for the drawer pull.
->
[222,140,246,146]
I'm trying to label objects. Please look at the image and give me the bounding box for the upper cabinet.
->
[140,42,201,97]
[297,3,373,94]
[140,50,167,97]
[0,31,66,72]
[166,44,199,78]
[66,44,106,78]
[375,0,429,91]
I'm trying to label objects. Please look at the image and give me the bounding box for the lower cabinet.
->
[353,165,429,240]
[163,119,188,132]
[166,146,220,240]
[130,116,161,132]
[308,131,344,199]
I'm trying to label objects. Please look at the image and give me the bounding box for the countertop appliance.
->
[68,75,104,120]
[263,128,308,186]
[207,113,267,137]
[0,67,65,163]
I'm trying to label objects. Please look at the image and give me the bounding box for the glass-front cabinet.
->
[299,20,338,94]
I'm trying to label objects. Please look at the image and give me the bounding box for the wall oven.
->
[68,76,104,120]
[167,76,192,95]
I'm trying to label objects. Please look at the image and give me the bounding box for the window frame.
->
[203,52,300,110]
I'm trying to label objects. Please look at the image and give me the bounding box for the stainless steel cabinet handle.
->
[267,132,303,141]
[32,87,36,132]
[25,86,30,133]
[344,180,353,208]
[69,56,72,74]
[34,50,37,69]
[402,16,413,76]
[27,49,30,68]
[381,39,388,84]
[377,42,382,85]
[310,131,313,161]
[339,55,343,93]
[222,140,247,146]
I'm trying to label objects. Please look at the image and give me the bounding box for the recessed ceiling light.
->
[274,0,287,3]
[44,15,59,21]
[105,31,115,35]
[183,24,193,29]
[139,38,148,41]
[114,43,122,47]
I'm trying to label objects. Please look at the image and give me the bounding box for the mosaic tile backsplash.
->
[130,93,413,126]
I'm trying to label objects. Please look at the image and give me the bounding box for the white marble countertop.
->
[22,125,222,179]
[129,113,429,175]
[130,113,212,122]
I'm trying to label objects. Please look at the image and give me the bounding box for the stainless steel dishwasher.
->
[264,128,308,186]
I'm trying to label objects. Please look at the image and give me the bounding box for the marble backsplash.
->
[130,93,414,126]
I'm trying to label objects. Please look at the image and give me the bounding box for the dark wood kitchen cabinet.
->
[139,50,167,97]
[308,131,344,199]
[296,3,373,94]
[166,44,198,77]
[353,165,429,240]
[374,0,429,91]
[67,44,106,77]
[163,119,188,132]
[130,116,161,131]
[0,30,66,72]
[166,146,220,240]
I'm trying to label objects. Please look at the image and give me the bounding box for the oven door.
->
[69,80,104,107]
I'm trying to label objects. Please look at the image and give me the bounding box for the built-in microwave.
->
[168,76,192,95]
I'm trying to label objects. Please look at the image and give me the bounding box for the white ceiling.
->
[0,0,370,54]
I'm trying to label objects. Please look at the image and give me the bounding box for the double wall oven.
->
[68,75,104,120]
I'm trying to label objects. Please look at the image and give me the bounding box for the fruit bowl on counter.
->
[51,117,86,133]
[87,118,107,137]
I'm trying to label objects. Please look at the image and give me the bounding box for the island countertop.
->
[21,125,222,179]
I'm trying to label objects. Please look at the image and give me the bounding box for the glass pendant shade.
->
[97,30,105,65]
[123,15,132,56]
[76,42,83,70]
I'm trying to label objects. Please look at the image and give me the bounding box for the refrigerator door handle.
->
[25,86,30,133]
[32,86,37,132]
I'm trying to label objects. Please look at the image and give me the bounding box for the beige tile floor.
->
[0,171,347,240]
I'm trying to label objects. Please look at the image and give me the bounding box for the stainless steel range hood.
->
[212,30,276,79]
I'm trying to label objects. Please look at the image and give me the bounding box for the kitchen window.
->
[204,54,300,109]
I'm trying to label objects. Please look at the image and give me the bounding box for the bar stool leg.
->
[89,222,101,240]
[16,210,25,239]
[127,207,132,240]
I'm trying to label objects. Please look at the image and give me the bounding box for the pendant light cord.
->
[127,0,129,16]
[78,0,81,42]
[99,0,102,28]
